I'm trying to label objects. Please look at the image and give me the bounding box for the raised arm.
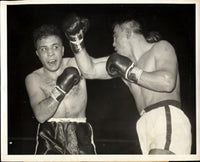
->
[74,49,110,79]
[62,14,110,80]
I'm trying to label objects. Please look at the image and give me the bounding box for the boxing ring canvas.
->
[1,0,199,161]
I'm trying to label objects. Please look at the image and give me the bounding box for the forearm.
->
[138,70,175,92]
[34,96,60,123]
[75,49,96,78]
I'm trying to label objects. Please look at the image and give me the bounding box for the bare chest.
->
[40,77,87,118]
[41,78,56,97]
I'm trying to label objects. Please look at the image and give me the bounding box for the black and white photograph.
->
[1,0,199,161]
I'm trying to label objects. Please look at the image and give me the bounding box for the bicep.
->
[92,56,111,79]
[25,75,46,111]
[138,42,178,92]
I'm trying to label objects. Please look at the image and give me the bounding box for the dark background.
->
[7,4,196,154]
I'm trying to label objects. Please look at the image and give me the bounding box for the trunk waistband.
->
[140,100,181,116]
[48,117,87,123]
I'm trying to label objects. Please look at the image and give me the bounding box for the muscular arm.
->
[137,41,178,92]
[62,14,111,80]
[75,48,111,80]
[25,74,59,123]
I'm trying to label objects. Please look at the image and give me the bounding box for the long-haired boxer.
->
[25,25,96,154]
[62,14,192,154]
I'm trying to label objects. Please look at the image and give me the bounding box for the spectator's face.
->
[36,35,64,72]
[112,24,131,56]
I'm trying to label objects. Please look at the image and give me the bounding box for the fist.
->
[62,13,89,54]
[51,67,80,102]
[106,53,133,79]
[62,13,89,41]
[57,67,80,93]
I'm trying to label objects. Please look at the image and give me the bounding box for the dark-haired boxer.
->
[25,25,96,154]
[62,14,192,154]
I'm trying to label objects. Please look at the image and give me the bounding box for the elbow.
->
[35,114,47,124]
[36,117,46,124]
[81,72,91,79]
[164,81,174,92]
[162,74,175,92]
[81,69,97,79]
[38,119,46,124]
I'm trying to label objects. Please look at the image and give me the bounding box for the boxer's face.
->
[113,24,131,56]
[36,35,64,72]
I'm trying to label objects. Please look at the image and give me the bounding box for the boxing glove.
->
[62,13,89,54]
[51,67,80,102]
[106,53,143,83]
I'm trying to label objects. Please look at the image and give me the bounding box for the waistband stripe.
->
[48,118,87,123]
[143,100,181,114]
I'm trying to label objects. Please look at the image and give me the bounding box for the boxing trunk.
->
[35,118,96,154]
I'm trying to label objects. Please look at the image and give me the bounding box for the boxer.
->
[25,24,96,154]
[62,14,192,154]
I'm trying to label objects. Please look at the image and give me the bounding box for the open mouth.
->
[48,59,57,66]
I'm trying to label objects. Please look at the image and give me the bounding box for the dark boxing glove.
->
[62,13,89,54]
[51,67,80,102]
[106,53,143,83]
[106,53,133,78]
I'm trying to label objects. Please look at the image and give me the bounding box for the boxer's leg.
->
[35,122,65,154]
[149,148,175,154]
[72,122,96,154]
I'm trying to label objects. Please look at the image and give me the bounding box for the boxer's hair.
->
[113,19,142,35]
[33,24,63,49]
[114,19,161,43]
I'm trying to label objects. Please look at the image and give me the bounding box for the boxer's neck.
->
[131,35,154,61]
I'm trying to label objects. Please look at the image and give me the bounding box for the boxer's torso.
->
[33,58,87,118]
[123,42,180,114]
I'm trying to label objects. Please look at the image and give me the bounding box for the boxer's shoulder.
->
[151,40,173,51]
[148,40,175,59]
[25,69,45,93]
[26,68,43,83]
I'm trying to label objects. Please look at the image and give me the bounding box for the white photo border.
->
[1,0,200,161]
